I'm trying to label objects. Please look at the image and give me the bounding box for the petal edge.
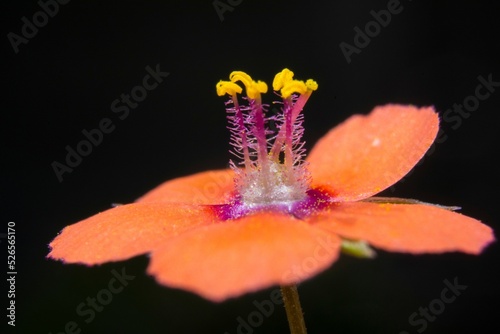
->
[307,104,439,201]
[312,202,495,255]
[48,203,217,265]
[137,169,235,204]
[148,213,342,301]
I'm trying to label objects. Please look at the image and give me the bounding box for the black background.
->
[2,1,500,333]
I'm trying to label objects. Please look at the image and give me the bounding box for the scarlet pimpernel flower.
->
[48,68,494,304]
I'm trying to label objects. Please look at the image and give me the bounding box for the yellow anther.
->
[230,71,268,99]
[218,69,315,99]
[230,71,253,86]
[272,69,318,98]
[216,80,243,96]
[280,81,308,99]
[272,68,295,91]
[305,79,318,91]
[246,80,268,99]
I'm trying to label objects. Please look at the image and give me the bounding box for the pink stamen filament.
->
[223,81,313,204]
[252,100,269,165]
[284,99,294,174]
[270,91,312,161]
[232,93,251,171]
[251,99,272,192]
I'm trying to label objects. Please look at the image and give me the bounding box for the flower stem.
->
[281,284,307,334]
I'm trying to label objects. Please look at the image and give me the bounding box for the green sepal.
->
[363,196,461,211]
[341,239,377,259]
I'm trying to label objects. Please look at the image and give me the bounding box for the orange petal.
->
[137,169,235,204]
[307,105,439,201]
[147,213,342,301]
[48,203,217,265]
[312,201,495,254]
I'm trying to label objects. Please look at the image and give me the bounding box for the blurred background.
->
[2,1,499,333]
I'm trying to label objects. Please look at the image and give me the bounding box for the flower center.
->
[216,69,318,207]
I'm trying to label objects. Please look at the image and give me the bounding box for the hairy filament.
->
[217,69,317,205]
